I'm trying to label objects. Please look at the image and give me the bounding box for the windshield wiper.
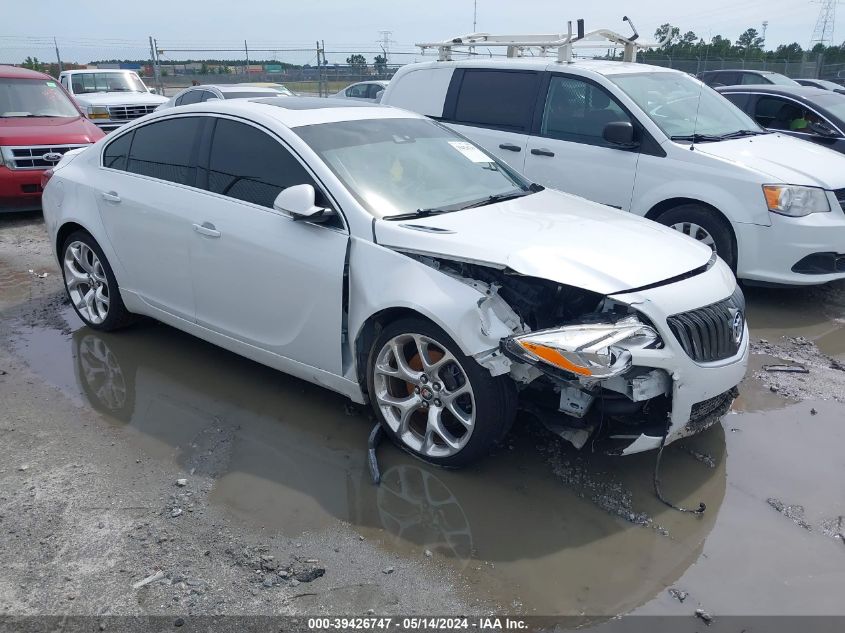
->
[385,207,456,221]
[670,133,723,143]
[717,129,769,139]
[456,189,534,210]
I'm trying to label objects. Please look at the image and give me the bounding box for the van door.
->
[522,74,639,210]
[441,69,541,172]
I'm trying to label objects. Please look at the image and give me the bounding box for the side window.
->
[540,75,633,146]
[206,118,316,208]
[102,131,134,171]
[346,84,368,98]
[452,70,540,132]
[127,117,201,185]
[754,96,800,130]
[722,92,750,111]
[200,90,218,102]
[60,76,68,89]
[177,90,203,106]
[741,73,764,85]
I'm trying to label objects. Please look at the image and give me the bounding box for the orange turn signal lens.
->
[518,341,593,376]
[763,185,782,210]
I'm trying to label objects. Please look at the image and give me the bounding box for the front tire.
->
[366,317,516,468]
[657,204,736,271]
[61,230,135,331]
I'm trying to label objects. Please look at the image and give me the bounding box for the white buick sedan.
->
[41,97,748,467]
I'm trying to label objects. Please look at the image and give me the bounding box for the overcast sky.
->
[0,0,826,65]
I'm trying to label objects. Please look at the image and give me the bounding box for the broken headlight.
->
[502,315,660,379]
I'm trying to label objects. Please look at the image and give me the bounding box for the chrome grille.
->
[667,287,745,363]
[107,104,158,120]
[3,145,88,170]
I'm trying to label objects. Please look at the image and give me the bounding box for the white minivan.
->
[382,58,845,285]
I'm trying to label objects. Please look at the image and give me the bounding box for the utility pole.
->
[316,40,323,97]
[149,36,162,94]
[53,37,62,73]
[473,0,477,32]
[244,39,249,77]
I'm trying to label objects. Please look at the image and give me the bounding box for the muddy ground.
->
[1,213,844,629]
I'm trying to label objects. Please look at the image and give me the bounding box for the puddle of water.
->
[0,258,39,312]
[7,306,729,616]
[745,282,845,360]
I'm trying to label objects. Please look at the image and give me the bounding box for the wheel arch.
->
[645,197,738,261]
[56,221,93,256]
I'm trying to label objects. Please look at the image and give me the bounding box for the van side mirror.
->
[603,121,638,148]
[273,184,334,222]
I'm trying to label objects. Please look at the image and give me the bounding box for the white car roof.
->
[404,57,680,77]
[211,85,281,94]
[61,69,139,75]
[151,96,423,128]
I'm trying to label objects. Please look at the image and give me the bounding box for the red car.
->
[1,65,103,213]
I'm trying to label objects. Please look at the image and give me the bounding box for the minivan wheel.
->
[367,318,516,468]
[61,230,135,331]
[658,204,736,270]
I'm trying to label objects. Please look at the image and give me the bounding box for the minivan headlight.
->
[86,106,110,120]
[502,316,660,379]
[763,185,830,217]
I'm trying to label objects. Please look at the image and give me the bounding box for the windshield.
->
[69,72,146,94]
[0,78,80,118]
[610,72,761,139]
[295,118,531,218]
[765,73,800,86]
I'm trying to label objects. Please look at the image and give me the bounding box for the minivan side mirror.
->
[273,184,334,222]
[603,121,638,148]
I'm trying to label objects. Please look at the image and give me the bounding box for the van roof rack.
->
[416,18,660,63]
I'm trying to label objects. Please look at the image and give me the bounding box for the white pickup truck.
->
[58,69,167,132]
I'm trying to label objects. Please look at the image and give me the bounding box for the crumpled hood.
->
[688,133,845,188]
[374,189,714,295]
[72,92,168,107]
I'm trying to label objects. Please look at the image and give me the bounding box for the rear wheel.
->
[367,318,516,468]
[657,204,736,271]
[61,230,135,331]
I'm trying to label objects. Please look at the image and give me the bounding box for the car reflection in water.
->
[68,321,726,615]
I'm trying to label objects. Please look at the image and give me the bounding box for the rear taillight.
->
[41,169,54,189]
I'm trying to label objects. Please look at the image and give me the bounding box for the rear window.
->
[451,70,540,131]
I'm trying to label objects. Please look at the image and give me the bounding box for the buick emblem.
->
[42,152,63,163]
[731,310,744,344]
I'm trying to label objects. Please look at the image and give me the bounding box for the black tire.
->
[366,317,517,468]
[657,204,737,271]
[61,230,135,331]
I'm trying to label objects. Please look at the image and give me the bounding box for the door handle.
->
[193,222,221,238]
[100,191,121,203]
[499,143,522,152]
[530,148,555,157]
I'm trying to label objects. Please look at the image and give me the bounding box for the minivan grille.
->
[667,287,745,363]
[833,188,845,211]
[107,104,158,120]
[4,145,88,170]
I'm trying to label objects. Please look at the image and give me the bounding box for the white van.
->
[382,56,845,285]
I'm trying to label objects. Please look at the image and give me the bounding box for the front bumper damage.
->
[494,262,749,455]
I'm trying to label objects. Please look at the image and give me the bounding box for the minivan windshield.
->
[0,78,80,118]
[295,117,533,218]
[610,72,763,141]
[70,72,147,94]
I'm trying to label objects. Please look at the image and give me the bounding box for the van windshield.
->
[295,117,533,219]
[610,72,763,141]
[0,78,80,118]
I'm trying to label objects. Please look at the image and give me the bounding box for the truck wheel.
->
[658,204,736,271]
[367,317,517,468]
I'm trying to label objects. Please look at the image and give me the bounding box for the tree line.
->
[647,23,845,63]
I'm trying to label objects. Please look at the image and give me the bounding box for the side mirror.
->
[375,89,385,102]
[273,184,334,222]
[149,88,158,94]
[603,121,638,148]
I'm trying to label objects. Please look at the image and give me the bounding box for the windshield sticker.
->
[448,141,493,163]
[45,81,57,88]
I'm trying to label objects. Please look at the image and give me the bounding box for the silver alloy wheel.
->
[670,222,717,251]
[373,333,475,458]
[64,240,110,325]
